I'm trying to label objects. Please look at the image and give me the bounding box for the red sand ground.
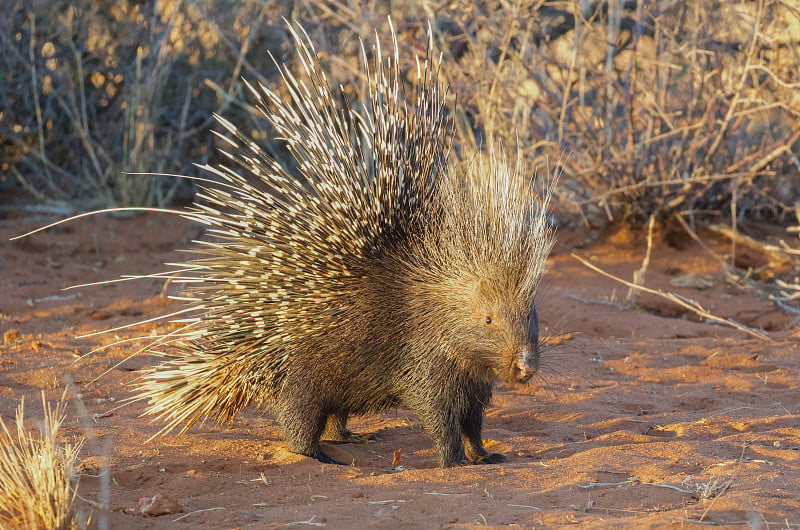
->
[1,213,799,528]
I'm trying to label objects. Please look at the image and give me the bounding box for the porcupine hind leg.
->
[461,385,506,464]
[321,412,375,443]
[275,400,343,464]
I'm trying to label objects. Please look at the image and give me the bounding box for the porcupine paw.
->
[287,436,346,465]
[321,429,376,444]
[314,451,346,465]
[321,413,375,443]
[438,448,471,468]
[464,439,506,464]
[320,428,376,444]
[291,446,345,465]
[472,452,507,464]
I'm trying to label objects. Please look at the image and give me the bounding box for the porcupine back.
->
[134,23,555,465]
[137,24,446,430]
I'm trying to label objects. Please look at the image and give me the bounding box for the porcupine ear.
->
[476,277,497,302]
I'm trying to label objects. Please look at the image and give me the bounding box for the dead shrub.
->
[426,0,800,223]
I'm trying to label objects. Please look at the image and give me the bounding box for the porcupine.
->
[113,23,554,467]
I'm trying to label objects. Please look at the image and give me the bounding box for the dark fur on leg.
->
[461,383,507,464]
[276,397,343,464]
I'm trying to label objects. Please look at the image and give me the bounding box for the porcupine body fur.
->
[135,23,555,467]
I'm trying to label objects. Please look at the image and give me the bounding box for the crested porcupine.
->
[27,22,555,467]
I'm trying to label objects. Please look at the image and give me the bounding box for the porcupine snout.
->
[511,304,540,383]
[512,344,538,383]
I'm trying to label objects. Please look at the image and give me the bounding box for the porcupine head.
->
[129,21,555,468]
[415,153,553,385]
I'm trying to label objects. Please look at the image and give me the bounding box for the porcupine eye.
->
[485,316,493,325]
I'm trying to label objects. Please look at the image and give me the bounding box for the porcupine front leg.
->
[420,409,468,467]
[407,392,469,467]
[461,384,506,464]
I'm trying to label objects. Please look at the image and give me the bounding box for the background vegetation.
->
[2,0,798,222]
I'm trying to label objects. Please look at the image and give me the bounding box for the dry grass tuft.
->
[0,392,84,530]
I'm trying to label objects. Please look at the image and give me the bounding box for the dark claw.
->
[473,452,506,464]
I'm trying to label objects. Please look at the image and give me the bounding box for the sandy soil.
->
[1,213,799,529]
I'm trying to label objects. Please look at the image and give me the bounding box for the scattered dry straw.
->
[571,252,771,341]
[0,392,84,530]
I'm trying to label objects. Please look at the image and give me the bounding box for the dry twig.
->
[571,253,771,341]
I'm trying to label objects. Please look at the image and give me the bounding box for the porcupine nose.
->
[513,346,538,382]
